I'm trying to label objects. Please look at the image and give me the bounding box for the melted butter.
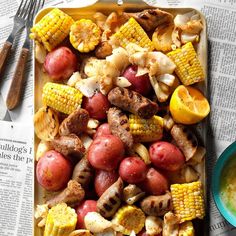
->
[220,155,236,215]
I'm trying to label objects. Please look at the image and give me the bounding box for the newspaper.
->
[0,0,235,235]
[0,121,33,236]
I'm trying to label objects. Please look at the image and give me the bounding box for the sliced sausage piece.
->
[97,177,123,218]
[46,180,85,208]
[124,8,173,31]
[171,124,198,161]
[72,156,93,188]
[141,192,173,216]
[51,134,85,158]
[107,107,133,149]
[108,87,158,119]
[59,108,89,136]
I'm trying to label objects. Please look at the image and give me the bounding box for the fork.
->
[6,0,44,110]
[0,0,33,78]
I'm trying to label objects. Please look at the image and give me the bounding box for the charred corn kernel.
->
[42,82,83,115]
[110,18,154,51]
[44,203,77,236]
[30,8,74,51]
[70,19,101,53]
[167,42,204,85]
[112,205,145,235]
[34,106,59,141]
[133,143,151,164]
[129,115,163,142]
[178,221,195,236]
[170,181,205,223]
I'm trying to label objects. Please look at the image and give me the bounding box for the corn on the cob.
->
[129,115,163,142]
[34,106,59,141]
[30,8,74,52]
[70,19,101,53]
[112,205,145,235]
[167,42,204,85]
[110,17,154,51]
[170,181,205,223]
[44,203,77,236]
[42,82,83,115]
[178,221,195,236]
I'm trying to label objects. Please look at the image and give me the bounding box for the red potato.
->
[149,141,185,171]
[87,135,125,171]
[122,65,152,96]
[36,150,72,191]
[82,92,111,120]
[94,170,119,197]
[140,168,168,196]
[119,157,147,184]
[44,47,77,81]
[76,200,97,229]
[94,123,111,139]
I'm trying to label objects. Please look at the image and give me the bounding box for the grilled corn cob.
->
[70,19,101,53]
[34,106,59,141]
[129,115,163,142]
[30,8,74,51]
[167,42,204,85]
[110,17,154,51]
[178,221,195,236]
[44,203,77,236]
[42,82,83,115]
[170,181,205,223]
[112,205,145,235]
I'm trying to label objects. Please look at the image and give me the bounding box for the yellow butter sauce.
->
[220,155,236,215]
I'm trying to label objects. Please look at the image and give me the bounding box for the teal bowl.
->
[212,141,236,227]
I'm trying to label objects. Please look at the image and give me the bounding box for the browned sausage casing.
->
[107,107,133,149]
[141,192,173,216]
[124,9,173,31]
[108,87,158,119]
[51,134,85,158]
[59,108,89,136]
[46,180,85,208]
[97,177,123,218]
[171,124,198,161]
[72,156,93,188]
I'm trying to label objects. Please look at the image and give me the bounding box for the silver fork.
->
[6,0,44,110]
[0,0,34,78]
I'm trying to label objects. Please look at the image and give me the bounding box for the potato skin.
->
[87,135,125,171]
[94,123,111,139]
[94,170,119,197]
[149,141,185,171]
[36,150,72,191]
[140,168,168,196]
[119,157,147,184]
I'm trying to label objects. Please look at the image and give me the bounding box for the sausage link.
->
[108,87,158,119]
[107,107,133,149]
[141,192,173,216]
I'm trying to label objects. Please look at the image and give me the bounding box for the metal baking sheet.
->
[34,1,208,235]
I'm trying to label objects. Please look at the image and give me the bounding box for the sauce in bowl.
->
[220,156,236,215]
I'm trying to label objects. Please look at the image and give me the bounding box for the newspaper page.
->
[0,121,33,236]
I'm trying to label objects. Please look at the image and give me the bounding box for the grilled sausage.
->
[59,108,89,136]
[51,134,85,158]
[171,124,198,161]
[72,156,93,188]
[124,8,173,31]
[108,87,158,119]
[141,192,173,216]
[46,180,85,208]
[107,107,133,149]
[97,177,123,218]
